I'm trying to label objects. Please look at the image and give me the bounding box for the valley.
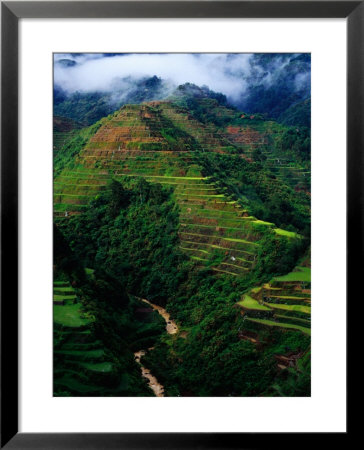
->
[133,298,179,397]
[53,57,311,397]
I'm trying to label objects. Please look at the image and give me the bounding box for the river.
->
[134,298,178,397]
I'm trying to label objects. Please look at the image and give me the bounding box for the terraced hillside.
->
[53,54,312,397]
[54,95,311,397]
[53,279,116,395]
[171,97,311,193]
[223,120,310,193]
[54,101,306,277]
[53,277,159,396]
[238,264,311,336]
[53,116,81,154]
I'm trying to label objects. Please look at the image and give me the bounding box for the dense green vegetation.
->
[276,126,310,162]
[54,91,117,126]
[54,120,103,177]
[143,289,311,396]
[53,223,165,396]
[53,73,311,397]
[54,76,169,126]
[279,99,311,128]
[57,178,189,306]
[195,152,310,236]
[55,176,310,396]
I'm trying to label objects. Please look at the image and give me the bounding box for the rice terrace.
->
[53,53,311,397]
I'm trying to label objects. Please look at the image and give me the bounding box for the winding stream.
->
[134,298,178,397]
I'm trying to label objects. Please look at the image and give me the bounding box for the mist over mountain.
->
[240,54,311,127]
[54,53,310,127]
[54,75,173,126]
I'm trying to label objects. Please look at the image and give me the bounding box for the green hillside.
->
[54,101,309,275]
[53,225,165,397]
[53,97,311,397]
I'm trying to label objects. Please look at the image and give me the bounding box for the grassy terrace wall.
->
[53,276,156,396]
[223,121,310,192]
[53,116,81,155]
[237,265,311,335]
[54,102,304,276]
[170,97,311,192]
[53,279,119,396]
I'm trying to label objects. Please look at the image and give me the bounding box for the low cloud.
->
[54,53,310,107]
[54,53,253,102]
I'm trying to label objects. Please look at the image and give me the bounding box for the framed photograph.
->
[1,1,357,448]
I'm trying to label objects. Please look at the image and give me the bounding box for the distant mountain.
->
[53,116,82,133]
[54,54,310,128]
[238,54,311,125]
[55,58,78,68]
[278,98,311,128]
[170,82,228,106]
[54,79,238,128]
[54,76,173,126]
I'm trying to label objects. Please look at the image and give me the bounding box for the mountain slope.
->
[54,97,311,397]
[54,100,309,279]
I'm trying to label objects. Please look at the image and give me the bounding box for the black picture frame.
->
[1,1,358,448]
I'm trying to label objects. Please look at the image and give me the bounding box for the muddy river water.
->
[134,298,178,397]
